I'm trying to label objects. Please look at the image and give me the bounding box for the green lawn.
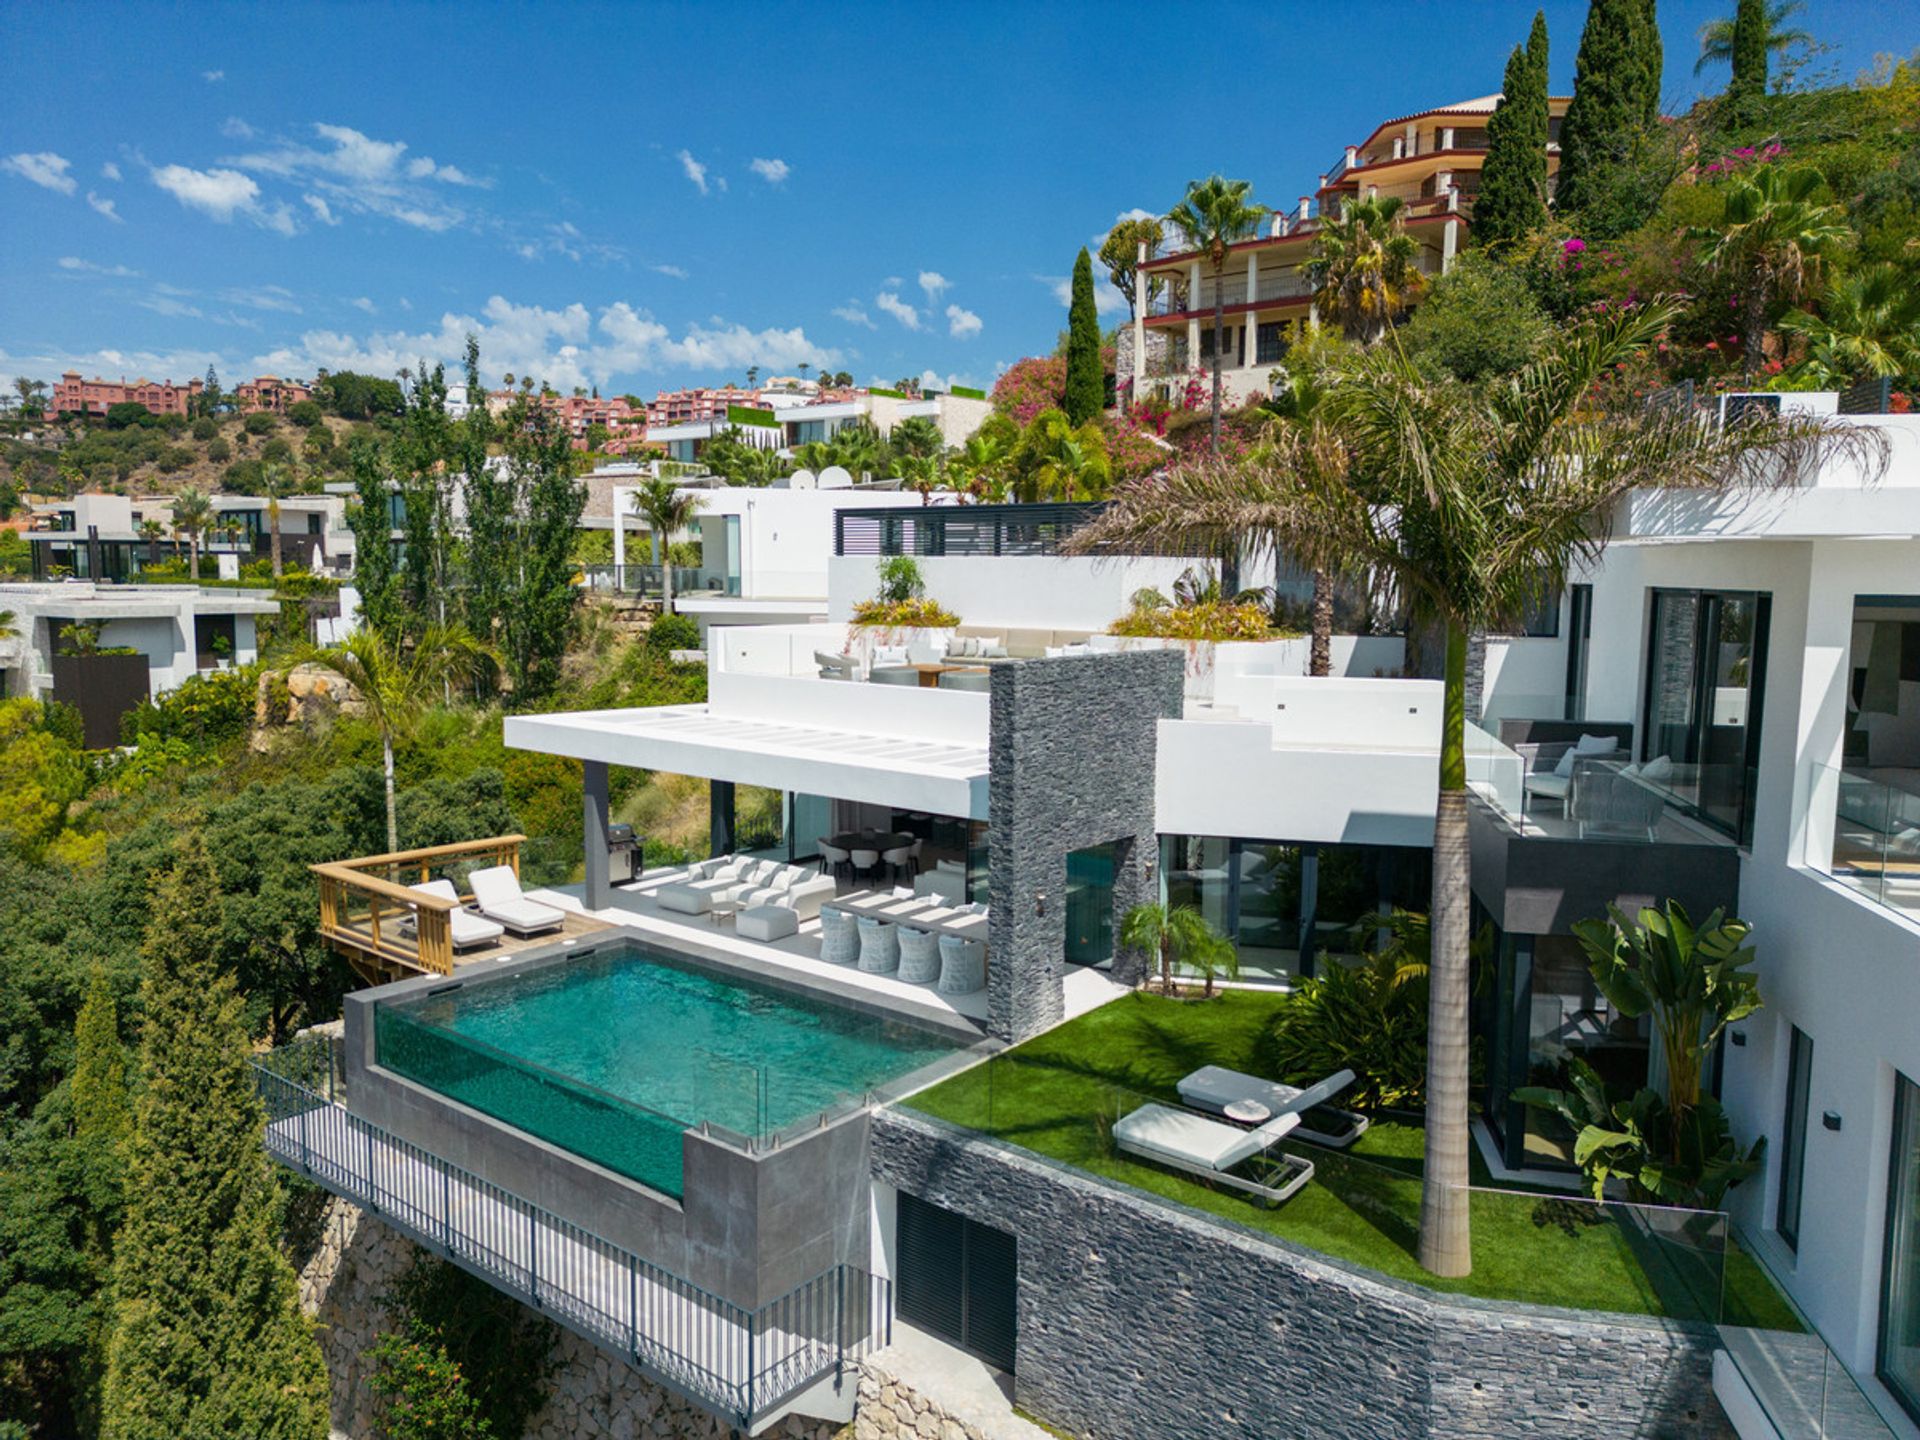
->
[905,990,1799,1328]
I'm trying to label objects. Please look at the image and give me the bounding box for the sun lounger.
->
[405,879,505,952]
[467,865,567,938]
[1175,1066,1371,1149]
[1112,1104,1314,1207]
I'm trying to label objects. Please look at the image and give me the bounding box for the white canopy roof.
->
[504,704,989,819]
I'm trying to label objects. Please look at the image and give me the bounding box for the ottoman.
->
[737,905,799,942]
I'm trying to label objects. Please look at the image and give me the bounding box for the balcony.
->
[1814,764,1920,923]
[834,502,1108,558]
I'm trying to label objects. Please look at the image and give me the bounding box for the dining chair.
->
[818,842,851,883]
[881,845,913,886]
[850,848,880,884]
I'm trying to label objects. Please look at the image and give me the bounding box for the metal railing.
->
[1840,376,1895,415]
[580,563,705,597]
[253,1056,890,1428]
[834,502,1108,557]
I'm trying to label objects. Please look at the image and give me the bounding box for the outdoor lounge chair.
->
[405,879,505,952]
[1174,1066,1371,1149]
[1112,1104,1315,1207]
[467,865,567,938]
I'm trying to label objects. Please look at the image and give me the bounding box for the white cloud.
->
[251,295,844,393]
[832,302,876,329]
[875,291,920,331]
[221,284,301,313]
[58,256,140,277]
[151,163,260,220]
[676,149,709,195]
[220,116,256,140]
[945,304,982,339]
[203,69,225,82]
[349,296,376,314]
[100,161,122,181]
[1041,272,1127,318]
[0,341,229,383]
[85,191,122,222]
[221,122,488,233]
[918,368,982,393]
[302,193,338,225]
[3,151,76,194]
[140,293,204,319]
[917,271,949,300]
[1092,206,1158,244]
[651,263,690,280]
[749,157,790,184]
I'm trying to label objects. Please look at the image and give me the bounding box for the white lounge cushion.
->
[1113,1104,1300,1172]
[1640,753,1675,783]
[1177,1066,1356,1119]
[468,865,566,933]
[409,880,505,949]
[737,905,799,942]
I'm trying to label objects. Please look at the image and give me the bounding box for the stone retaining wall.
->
[870,1108,1733,1440]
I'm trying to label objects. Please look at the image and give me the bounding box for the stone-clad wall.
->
[986,651,1185,1042]
[870,1108,1733,1440]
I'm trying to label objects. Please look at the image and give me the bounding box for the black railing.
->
[251,1054,888,1428]
[1839,376,1895,415]
[834,502,1110,557]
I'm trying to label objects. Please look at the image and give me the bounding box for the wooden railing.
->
[313,835,526,978]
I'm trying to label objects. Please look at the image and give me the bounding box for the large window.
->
[1642,588,1770,844]
[1777,1026,1813,1252]
[1161,836,1428,985]
[1881,1071,1920,1423]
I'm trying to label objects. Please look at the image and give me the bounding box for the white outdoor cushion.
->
[1576,733,1620,756]
[1641,753,1675,782]
[981,641,1007,658]
[737,905,800,942]
[1177,1066,1356,1119]
[409,880,504,949]
[468,865,566,931]
[1113,1105,1300,1172]
[892,885,917,900]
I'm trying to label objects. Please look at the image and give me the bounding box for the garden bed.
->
[904,990,1798,1328]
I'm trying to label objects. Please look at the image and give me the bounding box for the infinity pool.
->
[374,940,961,1196]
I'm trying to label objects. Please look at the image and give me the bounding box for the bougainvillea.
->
[990,354,1067,426]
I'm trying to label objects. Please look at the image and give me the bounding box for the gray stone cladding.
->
[870,1107,1734,1440]
[986,650,1184,1043]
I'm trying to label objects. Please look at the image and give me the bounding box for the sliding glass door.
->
[1881,1070,1920,1424]
[1642,589,1771,844]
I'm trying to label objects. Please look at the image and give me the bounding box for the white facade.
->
[0,581,277,699]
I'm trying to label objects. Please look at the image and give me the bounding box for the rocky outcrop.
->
[254,662,367,742]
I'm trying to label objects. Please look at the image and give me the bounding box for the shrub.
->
[874,554,925,604]
[190,417,217,441]
[389,1257,556,1440]
[1109,599,1279,642]
[155,445,197,474]
[260,436,293,464]
[120,666,258,750]
[242,411,276,436]
[286,399,323,427]
[851,596,959,628]
[105,401,151,429]
[1253,956,1431,1112]
[367,1327,491,1440]
[206,436,231,464]
[646,613,700,655]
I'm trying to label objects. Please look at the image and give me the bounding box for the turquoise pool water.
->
[374,941,959,1196]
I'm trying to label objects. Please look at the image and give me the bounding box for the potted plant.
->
[845,556,959,668]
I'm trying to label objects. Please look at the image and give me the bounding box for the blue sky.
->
[1,1,1908,400]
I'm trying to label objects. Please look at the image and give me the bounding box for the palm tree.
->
[291,623,500,853]
[1692,164,1850,370]
[260,460,296,579]
[1073,302,1873,1277]
[1694,0,1809,76]
[1780,263,1920,384]
[630,478,706,613]
[136,518,165,570]
[1118,901,1234,997]
[169,488,212,579]
[1165,176,1268,454]
[1307,194,1428,346]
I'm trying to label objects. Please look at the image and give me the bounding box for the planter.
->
[840,624,957,671]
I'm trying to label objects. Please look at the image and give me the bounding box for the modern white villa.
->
[646,387,992,466]
[26,490,356,580]
[250,386,1920,1440]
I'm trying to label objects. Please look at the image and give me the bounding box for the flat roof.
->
[504,704,989,819]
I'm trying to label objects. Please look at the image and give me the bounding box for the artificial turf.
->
[904,989,1800,1329]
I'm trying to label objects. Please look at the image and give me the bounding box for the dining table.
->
[828,830,917,855]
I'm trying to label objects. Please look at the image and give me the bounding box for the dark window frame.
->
[1879,1069,1920,1424]
[1777,1026,1813,1252]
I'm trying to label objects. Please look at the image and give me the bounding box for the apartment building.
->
[48,370,204,418]
[230,374,314,414]
[1130,92,1571,405]
[484,390,648,450]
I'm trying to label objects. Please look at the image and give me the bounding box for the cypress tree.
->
[1638,0,1664,121]
[1063,247,1104,426]
[1555,0,1648,224]
[102,838,327,1440]
[72,969,129,1150]
[1729,0,1768,102]
[1472,13,1550,249]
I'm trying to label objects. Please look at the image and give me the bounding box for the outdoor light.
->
[1730,1030,1747,1047]
[1823,1111,1843,1132]
[1035,891,1047,916]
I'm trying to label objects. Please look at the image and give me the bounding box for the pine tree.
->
[1729,0,1768,102]
[1063,247,1104,426]
[102,838,327,1440]
[1472,12,1550,249]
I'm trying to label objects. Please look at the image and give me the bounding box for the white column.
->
[1186,317,1201,371]
[1782,543,1851,874]
[1132,241,1147,387]
[612,488,627,573]
[1188,259,1203,369]
[1405,122,1419,156]
[1441,218,1460,274]
[1441,125,1456,151]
